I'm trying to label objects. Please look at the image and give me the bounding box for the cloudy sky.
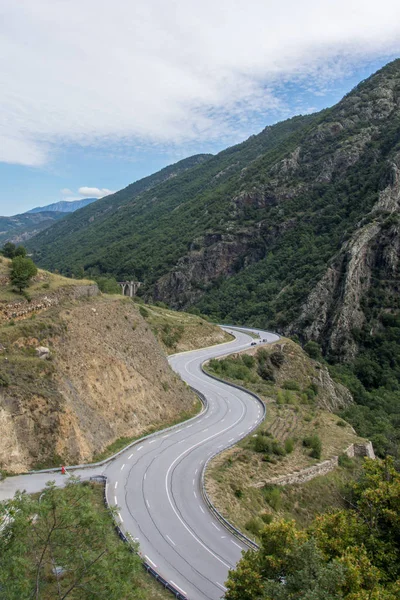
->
[1,0,400,215]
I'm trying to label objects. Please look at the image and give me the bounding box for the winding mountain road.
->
[0,326,279,600]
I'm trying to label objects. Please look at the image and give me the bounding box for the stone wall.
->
[0,284,99,322]
[252,441,375,488]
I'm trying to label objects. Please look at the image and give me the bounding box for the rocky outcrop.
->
[287,155,400,361]
[154,231,265,308]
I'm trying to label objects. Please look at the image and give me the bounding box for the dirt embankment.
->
[0,294,197,472]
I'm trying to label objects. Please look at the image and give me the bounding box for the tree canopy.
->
[225,458,400,600]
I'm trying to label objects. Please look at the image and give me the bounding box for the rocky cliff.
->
[0,291,197,473]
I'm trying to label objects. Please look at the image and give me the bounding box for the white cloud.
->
[61,188,73,196]
[1,0,400,166]
[78,187,115,198]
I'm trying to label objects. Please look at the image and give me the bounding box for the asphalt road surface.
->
[0,326,279,600]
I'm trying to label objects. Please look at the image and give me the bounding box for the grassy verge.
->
[136,301,233,354]
[0,256,94,303]
[92,397,203,462]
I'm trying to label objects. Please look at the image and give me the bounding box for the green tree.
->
[10,256,37,292]
[14,245,27,257]
[2,241,16,258]
[0,478,143,599]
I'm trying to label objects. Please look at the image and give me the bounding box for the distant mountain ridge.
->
[27,197,98,213]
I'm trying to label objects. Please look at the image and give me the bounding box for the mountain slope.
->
[28,117,315,278]
[29,59,400,360]
[0,211,65,245]
[28,153,213,276]
[28,197,98,213]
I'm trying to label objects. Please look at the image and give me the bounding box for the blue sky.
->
[1,1,400,216]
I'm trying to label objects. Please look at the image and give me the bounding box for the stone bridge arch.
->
[118,280,142,298]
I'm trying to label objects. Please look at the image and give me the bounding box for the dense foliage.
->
[225,458,400,600]
[10,255,37,292]
[0,479,143,599]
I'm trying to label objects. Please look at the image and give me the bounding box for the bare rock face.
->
[287,155,400,361]
[35,346,50,359]
[154,231,265,308]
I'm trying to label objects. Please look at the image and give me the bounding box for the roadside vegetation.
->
[205,340,365,536]
[0,478,170,600]
[225,457,400,600]
[131,300,232,354]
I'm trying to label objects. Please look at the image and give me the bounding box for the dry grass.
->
[205,341,365,538]
[0,256,94,303]
[142,304,232,354]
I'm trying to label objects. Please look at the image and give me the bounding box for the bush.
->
[234,488,243,499]
[338,453,355,469]
[10,256,37,292]
[303,434,322,459]
[241,354,255,369]
[271,441,286,456]
[284,438,295,453]
[336,420,347,427]
[0,372,9,387]
[270,350,284,368]
[283,380,300,391]
[245,517,264,536]
[254,435,272,453]
[257,362,275,382]
[262,485,281,511]
[304,341,322,360]
[260,513,273,524]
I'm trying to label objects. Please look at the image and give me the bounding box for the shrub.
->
[338,453,354,469]
[254,435,272,453]
[283,380,300,391]
[245,517,263,536]
[303,434,322,459]
[257,362,275,382]
[262,485,281,511]
[271,441,286,456]
[284,438,295,453]
[0,372,9,387]
[270,351,284,368]
[234,488,243,499]
[304,341,322,360]
[337,420,347,427]
[260,513,273,524]
[242,354,255,369]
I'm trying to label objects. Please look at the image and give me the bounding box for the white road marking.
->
[149,440,156,444]
[194,491,197,498]
[192,479,195,486]
[162,435,169,439]
[178,440,185,444]
[170,581,187,596]
[114,495,118,504]
[186,424,193,428]
[203,428,208,432]
[114,482,118,489]
[137,446,143,452]
[146,499,150,508]
[228,438,235,442]
[118,512,123,523]
[145,555,157,568]
[216,582,227,591]
[144,472,147,480]
[164,404,246,571]
[221,419,225,423]
[221,536,226,539]
[231,540,242,549]
[239,431,245,435]
[217,444,223,449]
[166,535,176,546]
[128,453,133,459]
[199,505,205,513]
[120,464,125,471]
[211,522,220,531]
[195,468,198,475]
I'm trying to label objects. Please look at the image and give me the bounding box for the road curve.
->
[0,326,279,600]
[104,326,278,600]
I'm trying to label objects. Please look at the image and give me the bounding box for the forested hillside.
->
[28,59,400,463]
